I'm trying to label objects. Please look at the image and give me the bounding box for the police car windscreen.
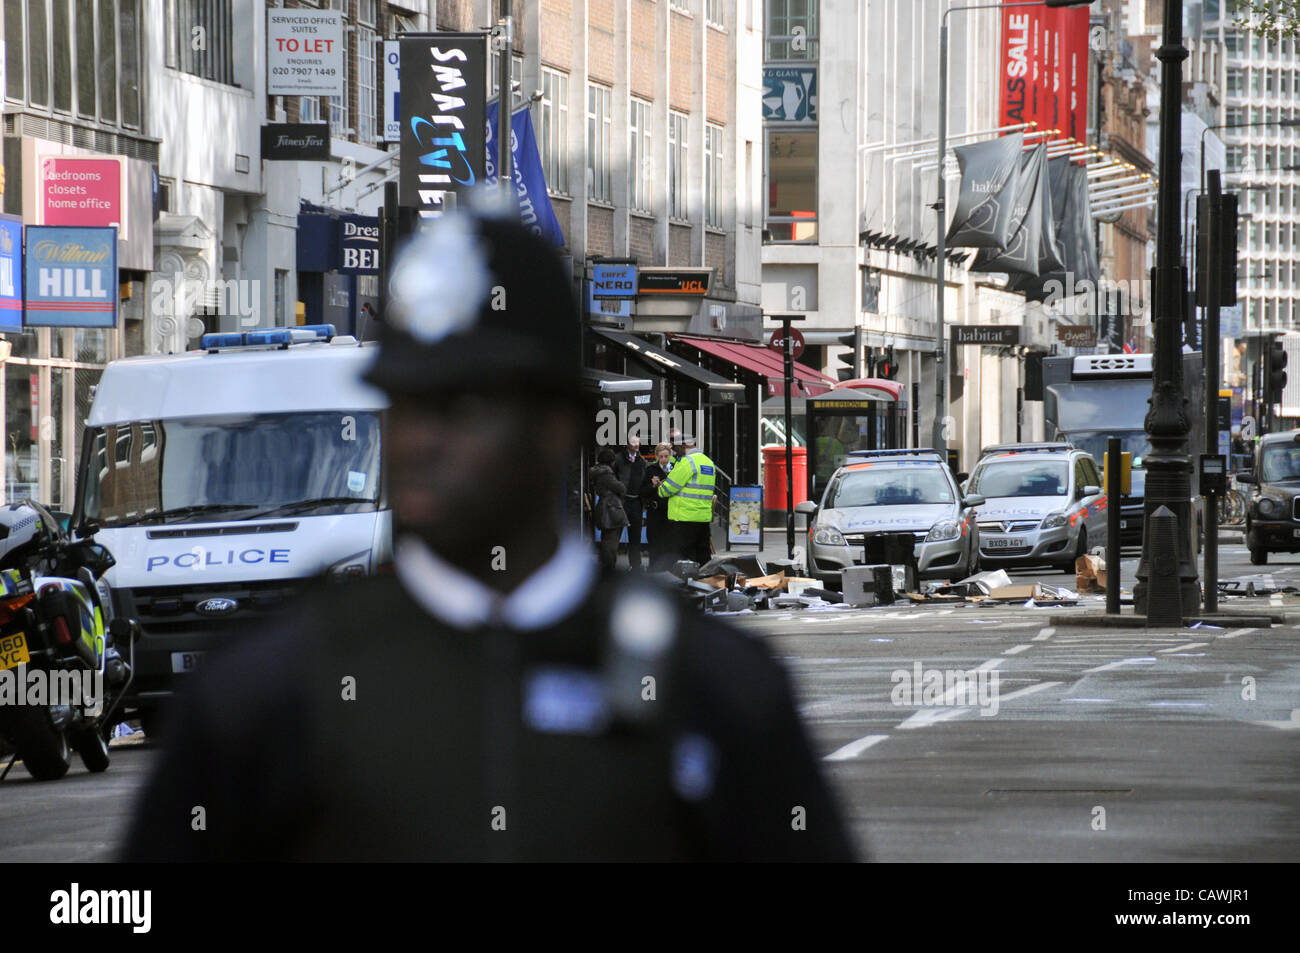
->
[969,460,1068,498]
[828,468,954,508]
[80,412,382,526]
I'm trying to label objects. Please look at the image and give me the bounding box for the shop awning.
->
[670,334,835,398]
[581,368,654,395]
[590,328,746,405]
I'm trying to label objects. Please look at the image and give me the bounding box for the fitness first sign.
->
[399,34,487,215]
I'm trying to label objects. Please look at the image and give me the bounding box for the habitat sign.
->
[24,226,118,328]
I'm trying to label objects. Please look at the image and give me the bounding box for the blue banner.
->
[0,215,23,332]
[485,103,565,247]
[23,225,118,328]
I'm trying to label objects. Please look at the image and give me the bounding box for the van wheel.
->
[1250,546,1269,566]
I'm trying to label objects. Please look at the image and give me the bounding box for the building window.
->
[587,82,612,203]
[490,51,524,107]
[358,0,376,25]
[629,98,653,213]
[767,0,818,61]
[540,67,570,194]
[669,111,688,220]
[705,122,723,227]
[274,270,288,326]
[170,0,236,86]
[5,0,140,125]
[706,0,724,27]
[301,96,322,123]
[357,25,377,143]
[766,128,817,242]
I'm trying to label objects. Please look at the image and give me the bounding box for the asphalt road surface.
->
[1,538,1296,862]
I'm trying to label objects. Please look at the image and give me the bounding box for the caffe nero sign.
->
[262,123,331,160]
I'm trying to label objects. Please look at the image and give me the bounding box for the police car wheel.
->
[1063,528,1087,573]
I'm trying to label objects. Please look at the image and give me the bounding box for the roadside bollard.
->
[1145,505,1183,626]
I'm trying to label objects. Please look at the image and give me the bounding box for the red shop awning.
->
[670,335,835,398]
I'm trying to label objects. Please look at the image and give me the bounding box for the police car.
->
[796,449,984,587]
[69,325,391,730]
[965,443,1106,572]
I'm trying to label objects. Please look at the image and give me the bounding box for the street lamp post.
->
[1133,0,1199,621]
[933,0,1095,462]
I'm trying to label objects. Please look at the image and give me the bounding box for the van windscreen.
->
[79,412,381,527]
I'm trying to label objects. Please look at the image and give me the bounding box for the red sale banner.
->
[999,3,1089,145]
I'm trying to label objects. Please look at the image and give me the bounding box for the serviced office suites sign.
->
[399,34,487,215]
[24,226,118,328]
[268,9,344,97]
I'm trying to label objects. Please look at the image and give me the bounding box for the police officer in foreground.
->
[122,194,857,862]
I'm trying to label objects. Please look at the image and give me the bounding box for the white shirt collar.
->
[393,533,598,631]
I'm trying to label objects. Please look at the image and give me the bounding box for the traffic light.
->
[836,329,862,382]
[876,346,899,379]
[1267,338,1288,405]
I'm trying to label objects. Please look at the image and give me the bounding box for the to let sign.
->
[268,10,344,97]
[950,325,1021,347]
[1057,324,1098,348]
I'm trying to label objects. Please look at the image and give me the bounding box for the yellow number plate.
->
[0,632,30,671]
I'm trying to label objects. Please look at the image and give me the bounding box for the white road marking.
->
[1250,709,1300,731]
[1032,627,1056,641]
[824,734,890,761]
[1082,657,1158,674]
[1157,642,1209,653]
[897,706,968,729]
[1220,628,1256,639]
[1003,644,1033,655]
[996,681,1063,703]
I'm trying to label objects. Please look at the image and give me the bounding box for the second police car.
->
[964,443,1106,572]
[796,449,984,587]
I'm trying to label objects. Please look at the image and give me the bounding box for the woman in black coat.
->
[642,442,674,572]
[589,448,628,571]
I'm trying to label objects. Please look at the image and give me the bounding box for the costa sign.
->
[999,4,1089,144]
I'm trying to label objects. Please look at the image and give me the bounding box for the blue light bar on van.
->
[200,324,336,351]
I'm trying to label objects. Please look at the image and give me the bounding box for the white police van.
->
[69,325,390,730]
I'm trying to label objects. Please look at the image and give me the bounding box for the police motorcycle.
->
[0,501,138,781]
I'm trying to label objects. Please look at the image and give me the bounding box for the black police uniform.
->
[121,568,858,861]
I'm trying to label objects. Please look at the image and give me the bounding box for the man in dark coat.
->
[613,437,648,570]
[121,192,857,863]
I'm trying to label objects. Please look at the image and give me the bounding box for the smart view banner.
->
[999,4,1089,143]
[398,33,488,215]
[24,225,118,328]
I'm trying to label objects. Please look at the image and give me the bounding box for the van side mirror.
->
[1237,472,1257,485]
